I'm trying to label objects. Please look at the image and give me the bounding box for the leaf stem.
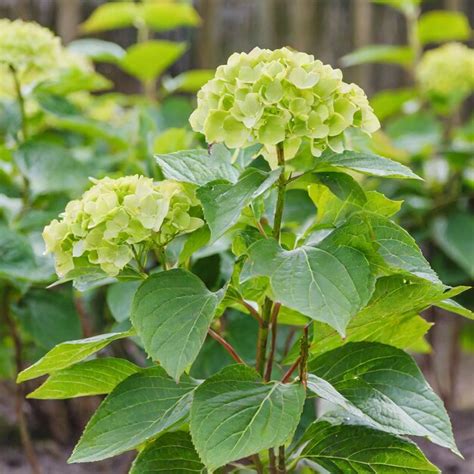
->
[281,356,301,383]
[278,445,286,473]
[208,328,245,365]
[299,324,310,388]
[9,65,28,141]
[240,299,263,325]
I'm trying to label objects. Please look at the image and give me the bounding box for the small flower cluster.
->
[190,47,379,159]
[417,43,474,112]
[0,19,62,85]
[43,176,203,277]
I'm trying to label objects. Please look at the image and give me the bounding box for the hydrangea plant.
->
[43,175,202,277]
[417,42,474,113]
[18,48,472,474]
[0,19,62,85]
[190,47,380,161]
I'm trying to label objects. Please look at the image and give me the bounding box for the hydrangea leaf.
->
[190,365,305,472]
[131,269,225,381]
[27,358,140,399]
[243,238,375,335]
[69,367,198,463]
[120,40,186,82]
[130,432,205,474]
[315,150,421,180]
[197,167,281,241]
[417,11,471,45]
[17,331,133,382]
[156,146,239,186]
[308,342,459,455]
[298,420,439,473]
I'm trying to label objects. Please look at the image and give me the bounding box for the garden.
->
[0,0,473,473]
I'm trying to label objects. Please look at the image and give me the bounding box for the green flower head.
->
[190,47,380,160]
[0,19,62,85]
[43,175,203,278]
[417,43,474,113]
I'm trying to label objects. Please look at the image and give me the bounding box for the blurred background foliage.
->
[0,0,472,473]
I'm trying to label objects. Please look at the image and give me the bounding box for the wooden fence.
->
[0,0,472,95]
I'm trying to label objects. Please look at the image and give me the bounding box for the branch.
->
[208,329,245,365]
[240,299,263,325]
[281,356,301,384]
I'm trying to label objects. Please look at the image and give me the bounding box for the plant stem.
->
[272,143,286,241]
[208,329,245,364]
[299,325,310,388]
[2,287,41,474]
[269,447,277,473]
[240,299,263,325]
[255,143,287,376]
[278,445,286,473]
[264,303,281,381]
[281,356,301,383]
[9,65,28,141]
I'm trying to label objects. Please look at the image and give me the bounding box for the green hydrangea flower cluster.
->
[189,47,380,159]
[417,43,474,112]
[0,19,62,85]
[43,176,203,277]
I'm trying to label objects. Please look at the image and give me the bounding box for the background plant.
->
[341,0,474,407]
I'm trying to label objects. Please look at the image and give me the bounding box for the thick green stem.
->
[255,143,287,376]
[9,65,28,141]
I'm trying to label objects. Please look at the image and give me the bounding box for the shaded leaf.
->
[107,281,141,323]
[197,167,281,241]
[341,45,414,67]
[68,39,126,64]
[130,431,205,474]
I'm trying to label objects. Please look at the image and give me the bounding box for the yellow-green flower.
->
[190,47,380,160]
[0,19,62,86]
[417,43,474,113]
[43,176,203,277]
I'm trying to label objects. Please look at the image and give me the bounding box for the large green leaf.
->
[243,238,375,335]
[197,167,281,241]
[156,146,239,186]
[308,342,459,454]
[432,212,474,279]
[27,358,139,399]
[370,88,416,121]
[15,140,89,197]
[120,40,186,82]
[315,150,421,180]
[190,365,305,471]
[298,420,439,473]
[417,11,471,45]
[17,330,133,382]
[69,366,198,463]
[341,45,414,67]
[130,432,204,474]
[17,289,81,350]
[306,275,441,358]
[131,269,224,381]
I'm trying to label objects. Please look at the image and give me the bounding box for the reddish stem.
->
[208,329,245,365]
[281,356,301,384]
[264,303,281,381]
